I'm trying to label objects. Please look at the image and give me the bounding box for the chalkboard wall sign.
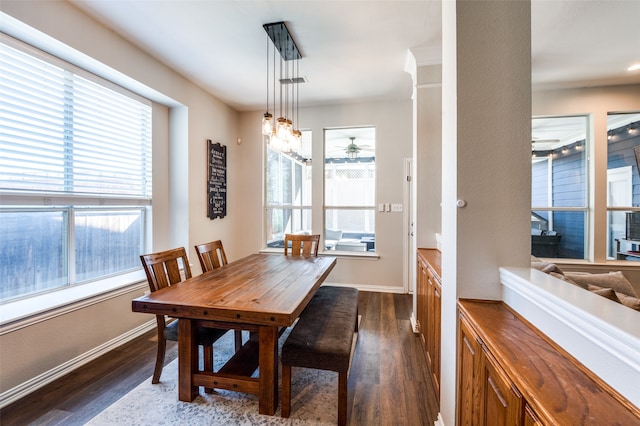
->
[207,139,227,219]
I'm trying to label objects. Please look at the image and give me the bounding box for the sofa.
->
[531,256,640,311]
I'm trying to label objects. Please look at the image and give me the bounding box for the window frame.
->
[0,34,152,306]
[263,130,313,249]
[531,115,590,260]
[323,127,377,255]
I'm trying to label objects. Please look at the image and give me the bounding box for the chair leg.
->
[203,344,214,394]
[338,371,347,426]
[152,331,166,384]
[234,330,243,351]
[281,364,292,418]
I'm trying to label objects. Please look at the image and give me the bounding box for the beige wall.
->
[415,65,442,250]
[440,1,532,423]
[0,1,240,396]
[0,0,413,399]
[237,100,413,291]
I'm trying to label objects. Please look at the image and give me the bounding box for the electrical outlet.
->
[385,203,391,212]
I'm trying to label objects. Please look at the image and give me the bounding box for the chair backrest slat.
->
[140,247,192,293]
[194,240,228,272]
[284,234,320,257]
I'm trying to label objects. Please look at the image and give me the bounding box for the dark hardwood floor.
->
[0,292,439,425]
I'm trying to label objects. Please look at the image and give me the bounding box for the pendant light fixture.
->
[261,34,273,136]
[263,22,303,153]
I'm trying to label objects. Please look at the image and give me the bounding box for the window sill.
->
[259,247,380,260]
[0,270,148,332]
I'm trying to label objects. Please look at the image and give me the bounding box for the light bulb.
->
[262,112,273,135]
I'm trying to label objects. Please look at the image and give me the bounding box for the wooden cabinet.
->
[457,315,480,426]
[457,300,640,425]
[523,405,542,426]
[416,249,441,403]
[479,348,522,425]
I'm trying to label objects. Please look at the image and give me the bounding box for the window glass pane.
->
[75,210,143,282]
[324,127,376,252]
[0,210,67,301]
[606,113,640,258]
[265,131,311,248]
[531,116,587,208]
[265,208,312,248]
[324,209,375,252]
[266,130,311,206]
[531,116,588,259]
[532,210,585,259]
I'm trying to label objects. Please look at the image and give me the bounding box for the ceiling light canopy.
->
[261,22,304,153]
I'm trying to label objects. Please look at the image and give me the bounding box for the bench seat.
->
[281,285,359,425]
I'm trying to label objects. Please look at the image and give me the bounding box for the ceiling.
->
[68,0,640,115]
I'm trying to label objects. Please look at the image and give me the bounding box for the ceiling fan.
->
[345,137,361,159]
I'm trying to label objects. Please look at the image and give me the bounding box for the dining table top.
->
[131,253,337,327]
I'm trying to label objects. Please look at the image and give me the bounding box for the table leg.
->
[178,318,199,401]
[258,325,279,415]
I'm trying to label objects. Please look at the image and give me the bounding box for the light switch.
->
[378,203,385,212]
[385,203,391,212]
[391,203,403,212]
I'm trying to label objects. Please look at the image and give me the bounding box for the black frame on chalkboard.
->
[207,139,227,219]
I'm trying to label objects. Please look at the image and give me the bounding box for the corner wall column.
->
[439,1,532,424]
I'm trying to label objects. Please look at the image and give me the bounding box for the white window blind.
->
[0,40,152,201]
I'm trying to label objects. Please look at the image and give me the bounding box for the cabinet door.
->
[416,257,428,349]
[430,271,441,400]
[480,348,523,426]
[523,405,543,426]
[425,268,435,367]
[458,315,481,426]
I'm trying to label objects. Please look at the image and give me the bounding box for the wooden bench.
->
[281,285,359,426]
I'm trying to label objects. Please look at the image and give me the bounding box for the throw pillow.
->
[325,229,343,241]
[549,272,577,286]
[615,292,640,311]
[586,285,621,303]
[565,271,638,298]
[531,261,564,275]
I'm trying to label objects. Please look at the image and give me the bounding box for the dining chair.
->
[284,233,320,257]
[194,239,228,271]
[194,240,243,351]
[140,247,228,386]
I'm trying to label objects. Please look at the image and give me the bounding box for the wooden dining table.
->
[131,253,337,415]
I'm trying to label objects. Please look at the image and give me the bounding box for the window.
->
[324,127,376,252]
[531,116,588,259]
[265,130,312,248]
[606,113,640,260]
[0,37,152,302]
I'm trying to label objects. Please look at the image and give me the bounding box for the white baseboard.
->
[323,282,406,294]
[0,319,156,409]
[410,312,419,333]
[434,413,445,426]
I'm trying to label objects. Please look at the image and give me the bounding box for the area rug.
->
[87,326,356,425]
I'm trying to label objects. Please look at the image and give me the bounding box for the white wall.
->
[238,100,413,291]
